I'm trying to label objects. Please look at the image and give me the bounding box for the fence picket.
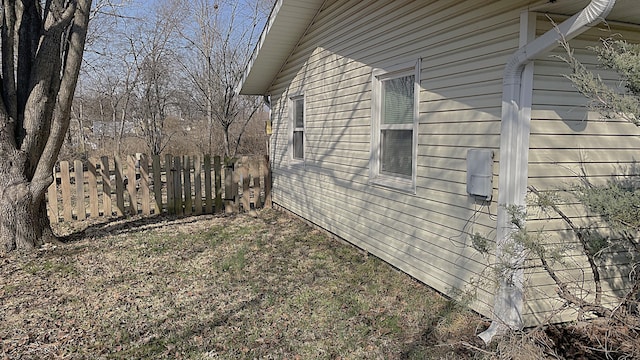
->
[194,155,203,215]
[224,159,237,214]
[126,155,137,216]
[74,160,86,220]
[114,155,125,216]
[241,156,250,212]
[152,155,162,214]
[140,154,151,216]
[165,155,174,215]
[204,155,213,214]
[173,156,183,215]
[100,156,112,217]
[87,159,99,218]
[183,156,192,216]
[214,156,223,214]
[252,157,263,209]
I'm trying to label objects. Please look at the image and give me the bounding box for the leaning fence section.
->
[46,154,272,223]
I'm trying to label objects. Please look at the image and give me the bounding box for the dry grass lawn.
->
[0,209,488,359]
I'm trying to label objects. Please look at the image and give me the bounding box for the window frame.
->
[289,94,305,163]
[370,59,420,193]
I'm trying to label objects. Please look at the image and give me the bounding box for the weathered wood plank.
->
[152,155,162,214]
[214,156,223,214]
[251,157,264,209]
[114,155,125,217]
[140,154,151,216]
[224,159,238,214]
[183,156,193,216]
[241,156,250,212]
[127,155,137,216]
[87,159,99,218]
[74,160,85,220]
[173,156,183,215]
[166,155,174,215]
[100,156,112,217]
[204,155,213,214]
[194,155,203,215]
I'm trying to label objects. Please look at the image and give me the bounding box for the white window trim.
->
[289,94,305,164]
[370,59,420,193]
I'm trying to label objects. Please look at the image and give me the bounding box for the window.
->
[290,95,304,161]
[371,60,420,191]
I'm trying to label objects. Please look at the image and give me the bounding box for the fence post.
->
[183,155,192,216]
[100,156,112,217]
[214,156,223,214]
[173,156,183,215]
[224,158,238,214]
[240,156,250,212]
[204,155,213,214]
[252,157,263,209]
[140,154,151,216]
[166,155,174,215]
[74,160,86,220]
[152,155,162,214]
[194,155,203,215]
[87,159,99,218]
[126,155,137,216]
[114,155,125,217]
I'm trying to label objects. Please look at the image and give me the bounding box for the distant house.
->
[238,0,640,339]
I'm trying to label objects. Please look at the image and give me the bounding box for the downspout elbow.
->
[506,0,616,79]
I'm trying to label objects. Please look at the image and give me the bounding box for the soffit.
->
[237,0,325,95]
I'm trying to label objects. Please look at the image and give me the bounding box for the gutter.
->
[479,0,616,344]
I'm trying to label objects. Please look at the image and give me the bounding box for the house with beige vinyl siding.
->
[238,0,640,340]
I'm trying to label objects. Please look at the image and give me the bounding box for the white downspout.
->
[479,0,616,344]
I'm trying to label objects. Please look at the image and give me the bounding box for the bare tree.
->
[124,0,186,156]
[0,0,92,252]
[181,0,266,158]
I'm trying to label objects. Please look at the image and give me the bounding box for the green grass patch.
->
[22,259,77,276]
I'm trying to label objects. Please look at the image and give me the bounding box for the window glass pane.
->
[381,130,412,176]
[293,131,304,159]
[382,75,414,125]
[295,98,304,128]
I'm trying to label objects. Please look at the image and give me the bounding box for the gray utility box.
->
[466,149,493,201]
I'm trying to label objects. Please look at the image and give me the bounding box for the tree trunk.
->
[0,0,91,253]
[0,154,53,252]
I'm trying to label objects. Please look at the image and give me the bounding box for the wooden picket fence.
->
[46,154,271,223]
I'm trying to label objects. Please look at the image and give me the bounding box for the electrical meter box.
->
[466,149,493,201]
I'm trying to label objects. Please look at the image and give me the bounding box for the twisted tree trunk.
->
[0,0,92,252]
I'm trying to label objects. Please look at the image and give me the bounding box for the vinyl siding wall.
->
[526,18,640,324]
[266,0,527,321]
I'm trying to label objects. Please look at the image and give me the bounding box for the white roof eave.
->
[237,0,326,95]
